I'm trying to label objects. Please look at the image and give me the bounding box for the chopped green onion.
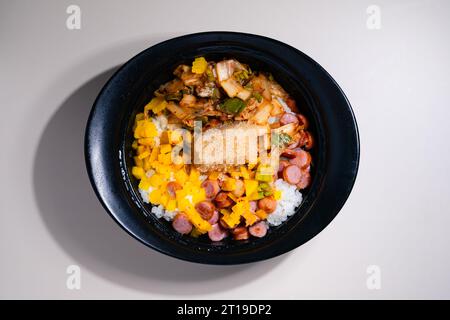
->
[253,92,263,102]
[206,69,215,82]
[218,98,246,115]
[165,92,182,101]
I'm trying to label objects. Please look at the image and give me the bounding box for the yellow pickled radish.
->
[191,57,208,74]
[131,166,145,179]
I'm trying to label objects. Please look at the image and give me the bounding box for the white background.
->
[1,0,449,299]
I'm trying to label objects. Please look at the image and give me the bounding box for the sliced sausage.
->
[280,149,297,159]
[195,201,215,220]
[172,213,193,235]
[287,140,299,149]
[280,113,299,126]
[285,98,299,113]
[232,227,250,240]
[277,160,290,178]
[166,181,182,198]
[258,196,277,213]
[304,131,314,150]
[208,210,219,224]
[249,221,268,238]
[231,179,245,198]
[289,149,311,169]
[282,164,302,185]
[296,170,311,189]
[201,179,220,199]
[214,192,233,208]
[297,114,309,129]
[208,223,228,242]
[219,218,232,229]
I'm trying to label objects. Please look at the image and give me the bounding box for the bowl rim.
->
[85,31,360,264]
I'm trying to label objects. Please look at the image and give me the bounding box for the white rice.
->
[267,179,303,226]
[139,187,151,204]
[151,204,178,221]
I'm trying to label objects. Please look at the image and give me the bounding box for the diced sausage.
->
[208,210,219,224]
[289,149,311,169]
[208,223,228,242]
[282,165,302,185]
[166,181,182,198]
[231,179,245,198]
[201,179,220,199]
[297,114,309,129]
[172,213,193,235]
[280,113,299,126]
[249,221,268,238]
[214,192,233,208]
[296,170,312,189]
[232,227,249,240]
[195,201,215,220]
[258,196,277,213]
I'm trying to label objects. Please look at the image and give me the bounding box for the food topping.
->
[132,57,315,241]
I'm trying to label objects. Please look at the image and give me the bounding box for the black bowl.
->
[85,32,359,265]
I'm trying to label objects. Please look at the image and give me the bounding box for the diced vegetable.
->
[144,97,167,114]
[192,57,208,74]
[160,144,172,154]
[255,209,268,220]
[258,182,273,196]
[274,190,282,200]
[236,88,251,100]
[244,179,258,196]
[218,98,246,115]
[220,78,242,98]
[253,92,263,102]
[131,166,145,179]
[250,101,272,125]
[165,92,183,101]
[222,177,237,191]
[255,164,274,182]
[216,60,234,82]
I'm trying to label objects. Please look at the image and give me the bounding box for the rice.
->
[139,187,151,203]
[151,205,178,221]
[266,179,303,226]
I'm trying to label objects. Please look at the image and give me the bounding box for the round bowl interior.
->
[85,32,359,264]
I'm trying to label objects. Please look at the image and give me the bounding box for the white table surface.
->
[1,0,449,299]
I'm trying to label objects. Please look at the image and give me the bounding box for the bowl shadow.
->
[32,63,287,295]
